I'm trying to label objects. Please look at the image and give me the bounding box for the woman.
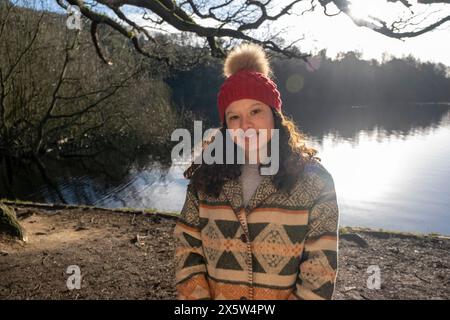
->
[174,43,339,300]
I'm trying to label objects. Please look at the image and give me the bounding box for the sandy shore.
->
[0,201,448,300]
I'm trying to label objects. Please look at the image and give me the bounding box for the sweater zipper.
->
[237,206,254,299]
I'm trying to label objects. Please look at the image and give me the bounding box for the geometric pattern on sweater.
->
[174,158,339,300]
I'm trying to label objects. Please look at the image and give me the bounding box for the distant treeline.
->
[167,51,450,125]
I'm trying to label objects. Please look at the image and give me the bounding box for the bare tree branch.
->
[35,31,78,155]
[55,0,311,63]
[326,0,450,38]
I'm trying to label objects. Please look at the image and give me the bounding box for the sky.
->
[17,0,450,66]
[275,0,450,66]
[126,0,450,66]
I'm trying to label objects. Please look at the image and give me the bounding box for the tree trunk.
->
[0,203,26,241]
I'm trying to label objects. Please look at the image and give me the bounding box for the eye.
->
[228,115,239,120]
[250,108,261,115]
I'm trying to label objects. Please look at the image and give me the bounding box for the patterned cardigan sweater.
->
[174,159,339,300]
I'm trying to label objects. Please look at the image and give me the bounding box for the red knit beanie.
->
[217,44,282,124]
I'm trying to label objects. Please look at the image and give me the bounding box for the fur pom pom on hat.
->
[217,43,282,124]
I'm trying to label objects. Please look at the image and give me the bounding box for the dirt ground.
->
[0,203,449,300]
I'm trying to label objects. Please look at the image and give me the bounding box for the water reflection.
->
[28,161,189,213]
[310,114,450,234]
[1,103,449,235]
[289,102,450,141]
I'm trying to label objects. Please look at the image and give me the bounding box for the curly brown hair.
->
[183,108,320,198]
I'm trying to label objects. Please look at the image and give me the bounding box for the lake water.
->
[3,103,450,235]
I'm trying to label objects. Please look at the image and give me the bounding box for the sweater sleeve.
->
[173,182,212,300]
[288,166,339,300]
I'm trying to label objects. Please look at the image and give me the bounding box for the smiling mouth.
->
[244,130,259,137]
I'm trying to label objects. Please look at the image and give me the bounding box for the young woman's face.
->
[224,98,275,162]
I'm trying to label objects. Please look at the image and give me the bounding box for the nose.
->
[240,114,254,132]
